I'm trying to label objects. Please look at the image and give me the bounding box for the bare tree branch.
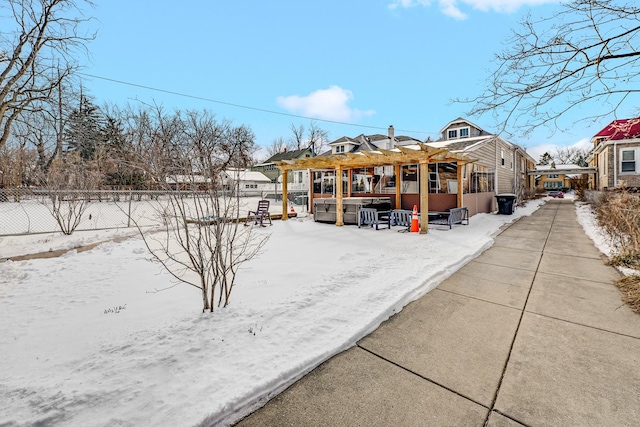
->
[460,0,640,137]
[0,0,95,150]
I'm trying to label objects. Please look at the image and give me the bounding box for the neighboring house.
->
[164,170,271,194]
[253,148,313,181]
[589,118,640,190]
[165,174,211,191]
[222,169,272,195]
[328,125,422,155]
[535,163,581,191]
[252,147,313,194]
[426,118,536,198]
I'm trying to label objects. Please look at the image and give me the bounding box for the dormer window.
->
[448,127,470,139]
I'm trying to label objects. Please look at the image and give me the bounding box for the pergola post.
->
[457,162,464,208]
[281,170,289,221]
[336,166,344,226]
[419,160,429,234]
[395,164,402,209]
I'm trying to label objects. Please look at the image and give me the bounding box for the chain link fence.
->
[0,188,307,236]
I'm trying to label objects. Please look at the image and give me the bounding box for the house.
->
[328,125,421,155]
[274,138,473,232]
[165,174,211,191]
[426,118,536,214]
[535,163,581,191]
[221,169,272,195]
[288,124,489,220]
[301,120,535,218]
[589,118,640,190]
[164,170,271,195]
[253,148,313,181]
[252,148,313,195]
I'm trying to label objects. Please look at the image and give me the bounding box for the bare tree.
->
[0,143,37,190]
[124,107,268,312]
[266,137,289,157]
[10,75,83,178]
[39,154,101,234]
[463,0,640,136]
[0,0,95,151]
[289,121,328,154]
[289,123,306,150]
[552,146,590,166]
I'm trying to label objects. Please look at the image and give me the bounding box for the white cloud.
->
[440,0,467,20]
[276,86,375,122]
[389,0,560,18]
[462,0,560,13]
[388,0,431,10]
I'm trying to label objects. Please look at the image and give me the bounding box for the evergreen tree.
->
[104,115,127,156]
[65,94,105,161]
[538,152,553,165]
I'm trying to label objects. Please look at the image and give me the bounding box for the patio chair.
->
[245,200,272,227]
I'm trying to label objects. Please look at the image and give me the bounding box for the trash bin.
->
[496,193,517,214]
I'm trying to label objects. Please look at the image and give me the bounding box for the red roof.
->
[593,118,640,140]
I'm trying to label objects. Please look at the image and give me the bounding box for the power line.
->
[78,72,435,136]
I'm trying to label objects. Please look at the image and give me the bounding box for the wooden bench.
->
[428,207,469,229]
[358,208,390,230]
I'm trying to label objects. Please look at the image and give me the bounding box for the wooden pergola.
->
[276,143,476,234]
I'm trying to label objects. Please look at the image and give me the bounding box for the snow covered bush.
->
[39,157,101,235]
[124,107,268,312]
[593,190,640,269]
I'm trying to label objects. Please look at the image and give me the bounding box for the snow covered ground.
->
[0,196,610,426]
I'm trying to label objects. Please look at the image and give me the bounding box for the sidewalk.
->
[236,200,640,426]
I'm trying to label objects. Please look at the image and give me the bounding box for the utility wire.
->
[78,72,435,136]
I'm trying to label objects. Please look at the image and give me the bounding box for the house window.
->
[448,129,458,139]
[621,149,636,172]
[501,150,505,167]
[548,174,558,178]
[459,127,469,138]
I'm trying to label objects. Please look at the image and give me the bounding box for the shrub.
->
[593,191,640,260]
[615,275,640,315]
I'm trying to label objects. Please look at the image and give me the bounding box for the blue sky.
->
[79,0,629,161]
